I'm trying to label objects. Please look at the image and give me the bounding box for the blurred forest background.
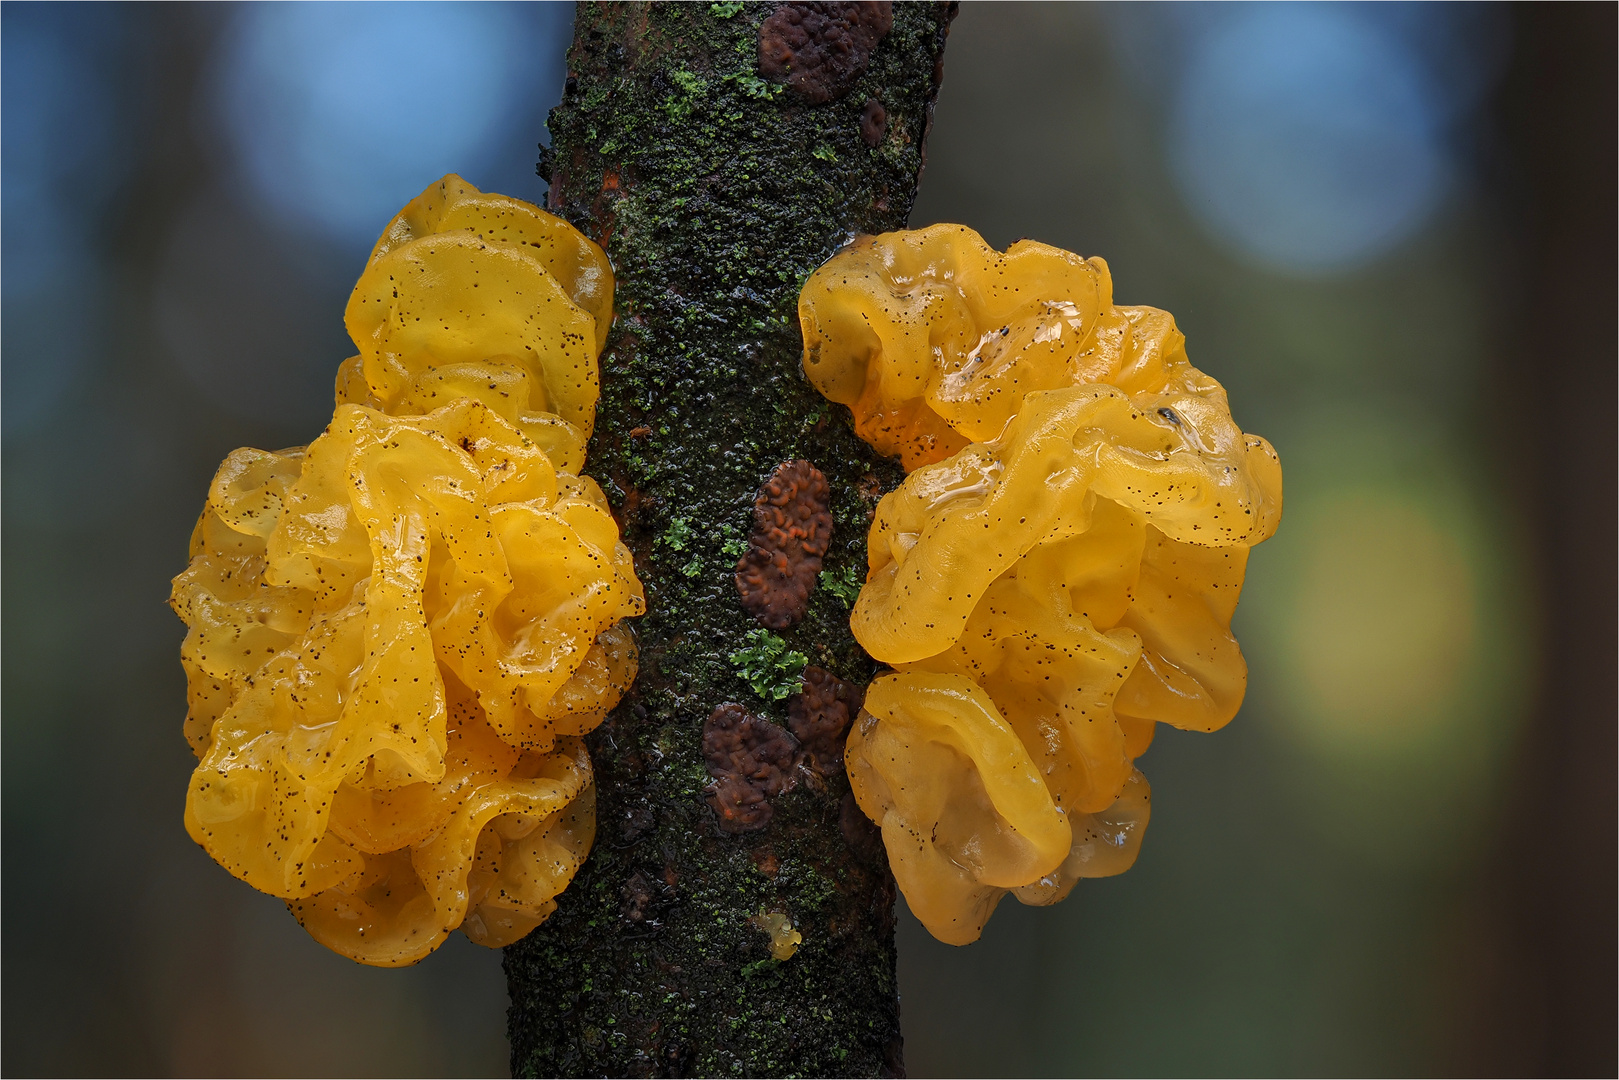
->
[2,3,1612,1076]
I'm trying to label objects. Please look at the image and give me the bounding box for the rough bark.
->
[504,4,955,1077]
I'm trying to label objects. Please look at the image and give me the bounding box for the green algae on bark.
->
[503,3,955,1076]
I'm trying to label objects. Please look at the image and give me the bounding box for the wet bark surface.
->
[504,4,955,1076]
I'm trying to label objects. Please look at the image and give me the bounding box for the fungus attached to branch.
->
[172,177,640,966]
[702,704,800,833]
[748,910,803,961]
[859,97,887,146]
[734,459,834,630]
[788,665,863,775]
[758,1,894,104]
[799,225,1282,944]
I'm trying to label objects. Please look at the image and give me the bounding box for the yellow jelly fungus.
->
[172,177,641,966]
[338,173,615,474]
[800,225,1281,944]
[748,910,803,961]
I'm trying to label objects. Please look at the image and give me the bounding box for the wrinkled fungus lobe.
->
[735,459,834,630]
[173,176,641,966]
[800,224,1282,944]
[702,704,800,833]
[758,1,894,104]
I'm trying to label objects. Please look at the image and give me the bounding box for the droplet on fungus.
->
[702,703,799,833]
[735,459,834,630]
[172,176,639,967]
[799,224,1281,945]
[758,1,894,104]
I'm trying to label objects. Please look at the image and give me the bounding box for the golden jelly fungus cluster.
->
[799,225,1281,944]
[338,173,614,474]
[171,177,642,966]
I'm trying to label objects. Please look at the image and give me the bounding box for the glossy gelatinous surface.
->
[338,173,615,474]
[172,177,638,966]
[800,225,1281,944]
[748,910,804,961]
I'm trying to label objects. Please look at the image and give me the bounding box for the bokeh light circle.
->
[1167,5,1450,275]
[1286,488,1476,745]
[2,13,127,434]
[212,2,539,249]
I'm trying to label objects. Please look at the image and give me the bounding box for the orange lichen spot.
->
[339,173,614,474]
[734,460,834,630]
[788,665,862,775]
[174,178,638,966]
[800,225,1280,944]
[702,704,799,833]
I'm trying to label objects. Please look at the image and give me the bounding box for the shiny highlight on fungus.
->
[799,224,1282,944]
[172,176,641,966]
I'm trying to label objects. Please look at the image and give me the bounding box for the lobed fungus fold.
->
[173,177,639,966]
[799,224,1281,944]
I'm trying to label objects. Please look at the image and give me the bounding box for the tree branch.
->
[504,3,955,1076]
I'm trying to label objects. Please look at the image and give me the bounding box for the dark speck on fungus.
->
[758,1,894,105]
[735,459,833,630]
[702,703,799,833]
[788,665,863,774]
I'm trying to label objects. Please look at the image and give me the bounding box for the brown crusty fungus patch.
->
[752,847,781,878]
[840,789,885,867]
[621,870,656,924]
[758,1,894,105]
[702,704,800,833]
[734,459,833,630]
[788,665,863,775]
[860,97,887,146]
